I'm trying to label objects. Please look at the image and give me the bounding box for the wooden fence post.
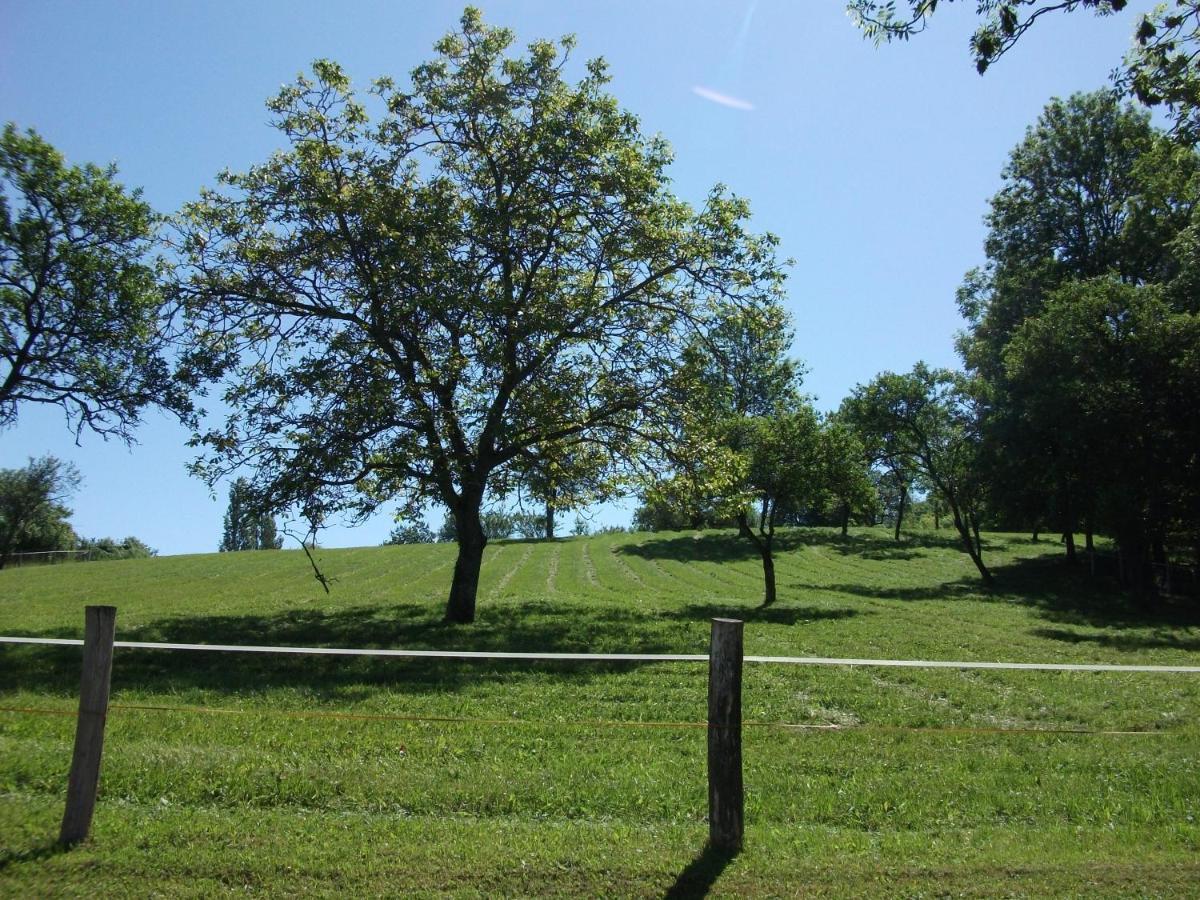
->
[708,617,744,851]
[59,605,117,846]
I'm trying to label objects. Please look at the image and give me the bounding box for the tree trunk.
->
[950,501,992,585]
[840,502,850,538]
[544,502,556,540]
[445,495,487,624]
[760,541,777,607]
[736,512,776,607]
[1061,485,1077,564]
[894,483,907,542]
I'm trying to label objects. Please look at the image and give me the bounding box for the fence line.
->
[0,703,1177,737]
[3,635,1199,674]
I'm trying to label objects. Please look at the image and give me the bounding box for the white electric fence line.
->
[2,635,1199,673]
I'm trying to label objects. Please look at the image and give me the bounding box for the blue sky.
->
[1,0,1156,554]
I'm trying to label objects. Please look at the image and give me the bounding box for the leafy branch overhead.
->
[179,8,788,622]
[848,0,1200,143]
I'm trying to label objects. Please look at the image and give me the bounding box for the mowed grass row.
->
[2,528,1199,896]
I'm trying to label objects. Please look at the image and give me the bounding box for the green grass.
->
[2,527,1199,896]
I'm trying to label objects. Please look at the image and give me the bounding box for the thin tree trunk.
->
[446,494,487,624]
[737,512,776,607]
[544,501,556,540]
[760,539,777,607]
[1061,484,1077,564]
[840,502,850,538]
[894,483,907,542]
[950,500,992,585]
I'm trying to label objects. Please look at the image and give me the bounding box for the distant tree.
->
[179,11,787,623]
[0,124,189,442]
[843,365,993,583]
[384,520,435,545]
[645,303,810,605]
[219,478,283,551]
[507,440,615,539]
[817,418,876,538]
[437,508,515,543]
[731,406,823,605]
[849,0,1200,143]
[631,497,695,532]
[0,455,80,568]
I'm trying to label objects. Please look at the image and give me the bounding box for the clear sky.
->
[0,0,1157,555]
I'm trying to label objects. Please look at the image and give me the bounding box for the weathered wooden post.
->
[59,605,117,846]
[708,617,744,851]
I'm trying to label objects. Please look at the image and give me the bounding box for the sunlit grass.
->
[2,527,1198,895]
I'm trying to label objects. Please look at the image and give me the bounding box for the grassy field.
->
[2,527,1199,897]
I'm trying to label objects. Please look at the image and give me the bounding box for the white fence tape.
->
[2,635,1199,673]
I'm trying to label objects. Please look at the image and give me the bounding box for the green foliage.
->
[219,478,283,552]
[955,92,1200,586]
[77,535,156,561]
[0,124,189,442]
[848,0,1200,143]
[957,92,1180,379]
[180,9,786,622]
[383,520,435,545]
[842,364,992,581]
[1003,278,1200,585]
[0,455,79,568]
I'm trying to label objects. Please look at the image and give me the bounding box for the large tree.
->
[955,93,1197,557]
[0,124,189,441]
[1003,278,1200,592]
[180,10,786,623]
[849,0,1200,143]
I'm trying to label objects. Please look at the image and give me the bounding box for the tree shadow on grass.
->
[0,840,69,874]
[657,603,863,626]
[2,596,833,700]
[1029,627,1200,652]
[616,528,963,568]
[663,844,738,899]
[791,550,1200,632]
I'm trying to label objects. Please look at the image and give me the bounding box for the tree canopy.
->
[180,9,787,622]
[0,124,189,442]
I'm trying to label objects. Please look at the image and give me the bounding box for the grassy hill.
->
[2,527,1199,896]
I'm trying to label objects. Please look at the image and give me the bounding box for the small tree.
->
[843,364,993,583]
[219,478,283,551]
[0,455,80,568]
[0,124,190,441]
[732,407,823,605]
[817,418,876,538]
